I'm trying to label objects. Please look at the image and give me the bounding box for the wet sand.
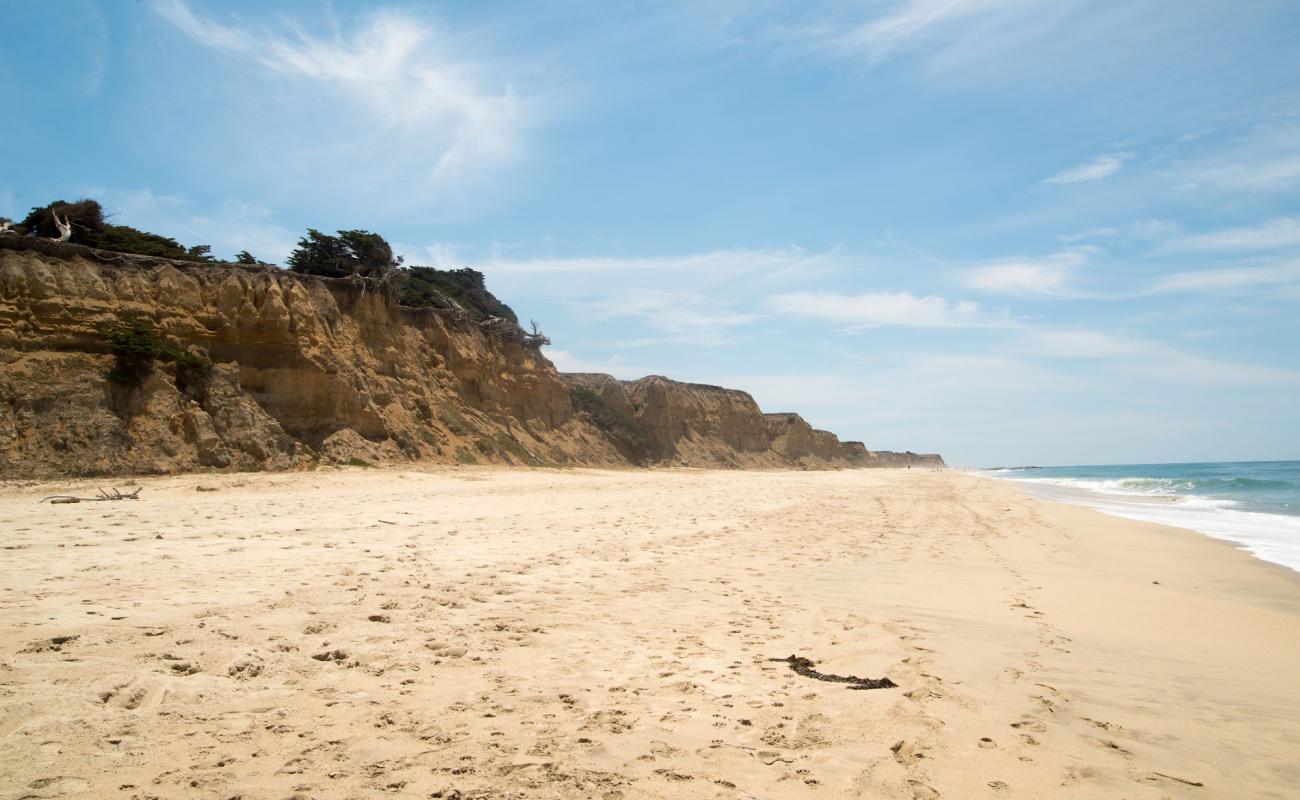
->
[1,468,1297,799]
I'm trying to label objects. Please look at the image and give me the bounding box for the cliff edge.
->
[0,239,944,477]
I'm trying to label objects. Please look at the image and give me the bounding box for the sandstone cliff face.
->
[0,242,624,477]
[564,373,945,469]
[0,240,944,477]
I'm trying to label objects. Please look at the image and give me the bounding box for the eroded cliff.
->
[564,373,944,469]
[0,239,943,477]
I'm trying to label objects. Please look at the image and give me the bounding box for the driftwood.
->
[40,487,142,504]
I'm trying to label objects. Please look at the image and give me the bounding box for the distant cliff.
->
[563,374,944,469]
[0,238,944,477]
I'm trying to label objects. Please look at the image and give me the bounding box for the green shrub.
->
[346,457,371,468]
[105,322,209,388]
[21,198,216,261]
[393,266,517,322]
[21,198,105,239]
[286,229,401,278]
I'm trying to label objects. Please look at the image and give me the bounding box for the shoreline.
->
[2,467,1297,798]
[978,471,1300,575]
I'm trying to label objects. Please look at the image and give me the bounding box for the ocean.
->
[979,461,1300,573]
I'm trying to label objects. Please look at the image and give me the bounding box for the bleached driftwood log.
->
[40,487,142,504]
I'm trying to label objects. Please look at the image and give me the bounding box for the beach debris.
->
[1147,772,1204,788]
[39,487,142,504]
[769,654,897,690]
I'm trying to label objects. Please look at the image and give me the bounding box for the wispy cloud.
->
[1044,152,1133,184]
[100,188,298,263]
[963,249,1090,296]
[543,349,660,380]
[809,0,1062,66]
[575,289,760,347]
[1015,326,1300,385]
[831,0,1007,64]
[485,246,844,278]
[1148,262,1300,294]
[482,246,852,348]
[785,0,1087,77]
[1163,217,1300,252]
[769,290,1006,330]
[1172,122,1300,193]
[151,0,534,216]
[1018,328,1147,359]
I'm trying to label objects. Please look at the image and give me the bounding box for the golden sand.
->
[1,469,1296,798]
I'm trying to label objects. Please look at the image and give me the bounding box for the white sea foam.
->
[981,473,1300,573]
[1011,475,1234,504]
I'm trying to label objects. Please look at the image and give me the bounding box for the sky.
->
[2,0,1299,466]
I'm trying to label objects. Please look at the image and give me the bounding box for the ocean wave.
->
[978,469,1300,572]
[1004,476,1241,507]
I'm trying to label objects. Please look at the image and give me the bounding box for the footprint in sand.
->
[26,776,91,793]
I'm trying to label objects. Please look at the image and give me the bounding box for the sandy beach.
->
[1,468,1297,799]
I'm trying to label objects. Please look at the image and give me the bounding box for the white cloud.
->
[834,0,1003,63]
[1014,326,1300,386]
[482,246,855,348]
[1059,226,1118,243]
[1044,152,1133,184]
[704,373,877,411]
[104,188,298,263]
[1147,262,1300,294]
[1173,123,1300,193]
[1186,155,1300,193]
[1125,219,1182,240]
[151,0,533,215]
[1164,218,1300,252]
[821,0,1048,65]
[485,246,843,278]
[424,243,462,267]
[1018,329,1147,359]
[543,349,659,380]
[787,0,1089,79]
[769,290,1005,329]
[576,289,760,347]
[1136,352,1300,388]
[963,250,1088,296]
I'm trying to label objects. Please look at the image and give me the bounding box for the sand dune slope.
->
[1,469,1296,799]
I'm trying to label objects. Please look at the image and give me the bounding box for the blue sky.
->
[3,0,1299,466]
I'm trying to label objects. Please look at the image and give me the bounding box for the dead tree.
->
[40,487,142,504]
[52,212,72,243]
